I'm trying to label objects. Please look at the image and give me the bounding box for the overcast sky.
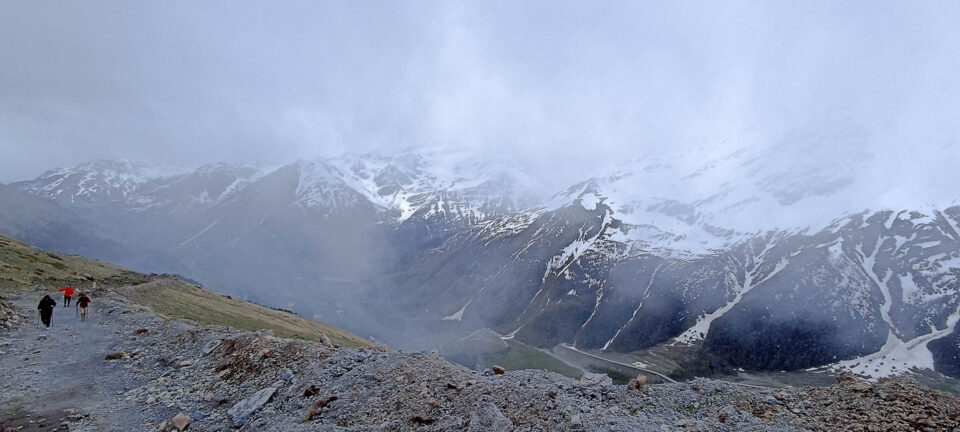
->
[2,1,959,184]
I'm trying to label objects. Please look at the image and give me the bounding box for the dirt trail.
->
[0,292,155,431]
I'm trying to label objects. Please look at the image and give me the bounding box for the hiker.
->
[38,295,56,328]
[58,285,75,307]
[76,292,91,322]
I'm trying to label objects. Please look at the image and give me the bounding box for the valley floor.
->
[1,288,959,431]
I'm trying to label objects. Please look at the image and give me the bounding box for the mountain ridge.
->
[4,145,959,381]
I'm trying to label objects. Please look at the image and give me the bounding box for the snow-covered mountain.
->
[546,127,957,258]
[18,148,543,227]
[5,143,959,380]
[18,159,193,206]
[293,148,545,227]
[391,196,959,379]
[18,159,270,211]
[8,148,546,312]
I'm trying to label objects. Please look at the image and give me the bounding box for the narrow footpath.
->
[0,292,160,431]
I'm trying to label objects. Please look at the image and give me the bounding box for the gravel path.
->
[0,292,167,431]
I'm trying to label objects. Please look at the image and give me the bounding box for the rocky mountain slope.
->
[4,142,959,381]
[401,200,960,379]
[1,247,957,431]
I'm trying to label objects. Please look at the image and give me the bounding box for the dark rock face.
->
[929,325,960,378]
[703,239,887,370]
[387,205,959,377]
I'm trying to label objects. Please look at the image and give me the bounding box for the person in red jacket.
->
[76,292,91,322]
[58,285,75,307]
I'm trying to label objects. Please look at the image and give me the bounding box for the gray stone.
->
[227,386,278,427]
[171,413,190,431]
[579,373,613,387]
[571,414,583,429]
[467,402,513,432]
[202,340,221,356]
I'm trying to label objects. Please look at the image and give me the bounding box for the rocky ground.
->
[0,296,17,330]
[1,290,959,432]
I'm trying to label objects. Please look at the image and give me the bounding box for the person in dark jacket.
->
[76,292,91,322]
[38,295,56,328]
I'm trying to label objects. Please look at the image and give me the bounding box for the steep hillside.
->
[390,202,960,379]
[0,232,376,348]
[115,277,373,348]
[0,231,142,297]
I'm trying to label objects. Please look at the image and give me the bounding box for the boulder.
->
[467,402,513,432]
[571,414,583,429]
[304,395,339,422]
[171,413,190,431]
[201,340,221,355]
[579,373,612,387]
[491,365,505,375]
[227,386,278,427]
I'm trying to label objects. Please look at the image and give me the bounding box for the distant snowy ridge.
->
[8,142,960,381]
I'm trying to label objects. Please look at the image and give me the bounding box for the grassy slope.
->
[116,277,375,348]
[480,339,583,379]
[0,232,377,349]
[442,329,583,378]
[0,232,142,297]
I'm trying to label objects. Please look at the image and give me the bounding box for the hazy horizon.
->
[3,1,960,193]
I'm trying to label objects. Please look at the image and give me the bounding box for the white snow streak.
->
[442,300,471,322]
[602,264,663,350]
[826,239,960,379]
[675,243,787,344]
[178,220,218,248]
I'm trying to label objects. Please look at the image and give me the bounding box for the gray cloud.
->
[2,1,959,188]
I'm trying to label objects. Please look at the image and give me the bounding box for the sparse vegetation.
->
[0,233,139,297]
[115,277,377,349]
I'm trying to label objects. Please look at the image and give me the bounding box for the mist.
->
[3,1,959,194]
[3,2,960,387]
